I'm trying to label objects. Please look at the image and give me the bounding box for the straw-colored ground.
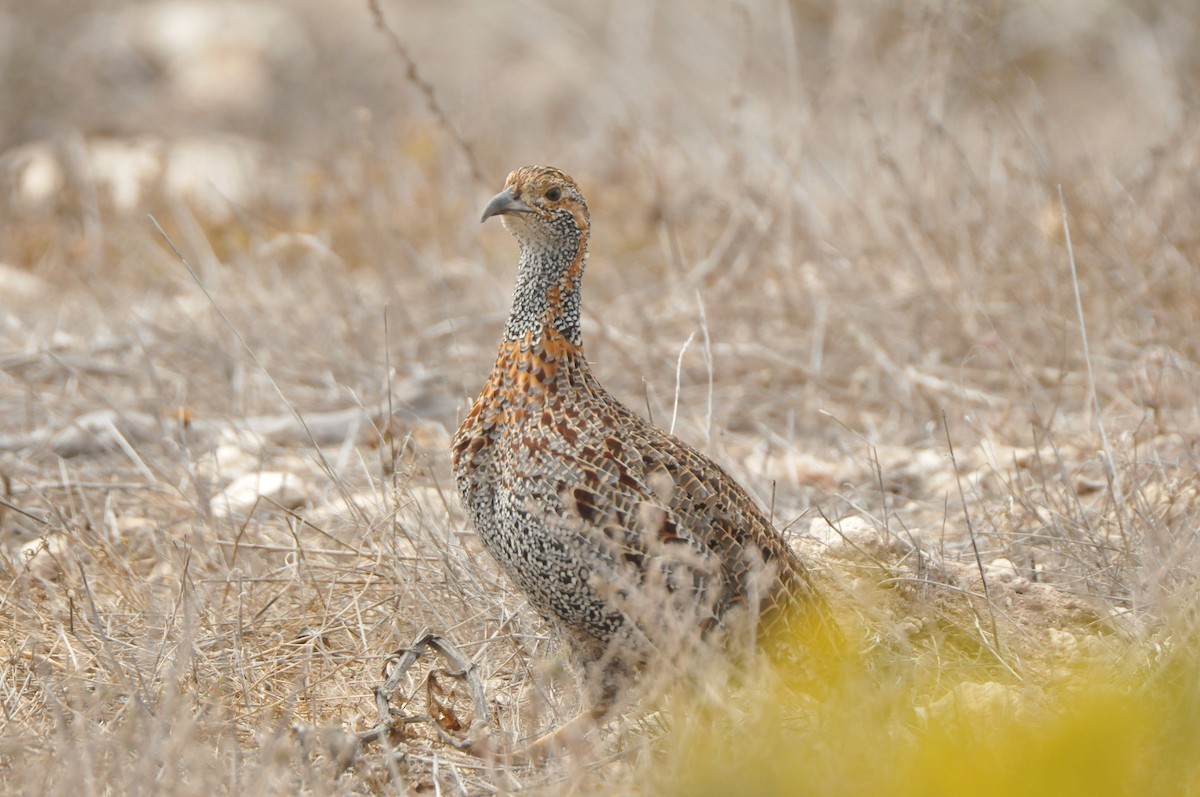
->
[2,1,1199,794]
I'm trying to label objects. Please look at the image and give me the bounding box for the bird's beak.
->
[480,189,535,223]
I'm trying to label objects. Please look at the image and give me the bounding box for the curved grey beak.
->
[480,189,535,223]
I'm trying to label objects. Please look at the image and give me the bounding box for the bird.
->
[452,166,834,743]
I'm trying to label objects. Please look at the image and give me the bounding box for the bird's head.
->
[480,166,590,252]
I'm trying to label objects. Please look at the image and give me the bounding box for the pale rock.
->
[171,293,216,322]
[115,515,156,538]
[148,560,177,585]
[311,489,384,522]
[85,137,164,211]
[2,134,266,220]
[0,262,50,302]
[1,141,63,211]
[69,0,311,118]
[893,617,924,640]
[806,514,880,550]
[132,1,310,112]
[911,447,945,477]
[984,557,1019,582]
[20,535,70,582]
[213,471,311,519]
[164,135,264,221]
[218,444,263,474]
[196,444,262,483]
[50,330,83,349]
[1047,627,1080,659]
[916,681,1024,727]
[195,428,268,481]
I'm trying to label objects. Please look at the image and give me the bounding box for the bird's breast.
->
[451,337,586,474]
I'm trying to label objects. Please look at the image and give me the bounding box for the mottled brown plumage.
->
[452,166,826,719]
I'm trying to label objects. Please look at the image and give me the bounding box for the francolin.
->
[452,166,833,743]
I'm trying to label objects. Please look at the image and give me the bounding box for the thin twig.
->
[670,332,695,436]
[695,291,715,450]
[361,629,494,755]
[366,0,485,184]
[643,379,655,427]
[942,411,1001,651]
[0,496,50,527]
[1059,186,1124,507]
[384,305,398,478]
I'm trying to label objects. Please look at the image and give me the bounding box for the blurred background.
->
[2,1,1196,161]
[3,1,1196,227]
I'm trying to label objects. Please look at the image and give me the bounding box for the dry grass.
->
[2,1,1200,794]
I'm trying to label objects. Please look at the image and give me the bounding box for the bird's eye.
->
[545,187,562,202]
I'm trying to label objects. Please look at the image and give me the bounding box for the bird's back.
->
[452,339,810,660]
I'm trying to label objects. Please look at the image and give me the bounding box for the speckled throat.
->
[502,217,587,348]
